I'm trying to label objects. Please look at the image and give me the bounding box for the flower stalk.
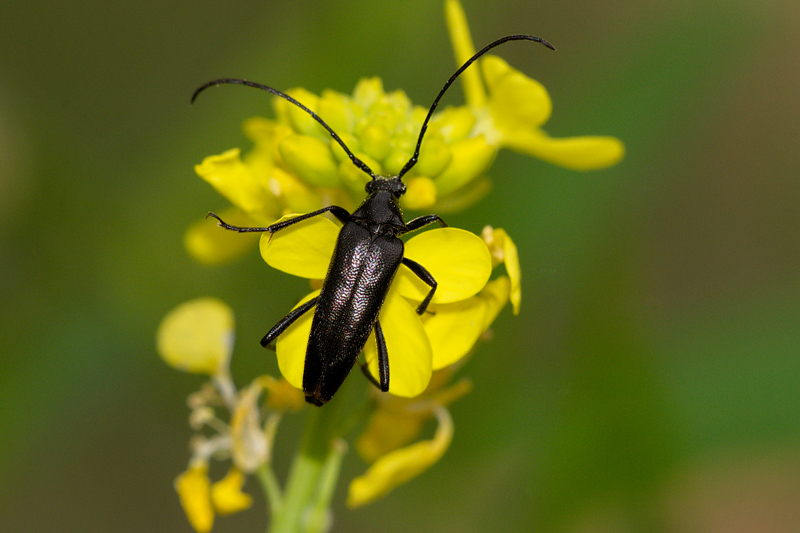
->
[269,402,346,533]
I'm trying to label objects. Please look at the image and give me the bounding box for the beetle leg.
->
[208,205,351,234]
[374,320,390,391]
[401,257,437,315]
[402,214,447,234]
[358,320,390,392]
[358,322,389,392]
[260,296,318,349]
[206,212,272,233]
[266,205,351,231]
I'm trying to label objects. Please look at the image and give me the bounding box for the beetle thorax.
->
[351,189,405,231]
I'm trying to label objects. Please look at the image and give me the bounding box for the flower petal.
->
[480,276,511,330]
[157,298,234,376]
[346,406,453,508]
[194,148,274,214]
[175,463,214,533]
[352,77,385,113]
[504,130,626,171]
[414,135,452,178]
[483,226,521,315]
[245,154,322,214]
[184,208,260,265]
[483,55,552,130]
[260,215,339,279]
[434,176,492,214]
[275,87,323,137]
[395,228,492,304]
[425,275,512,369]
[278,134,340,188]
[230,382,269,473]
[318,89,356,136]
[445,0,485,108]
[403,176,437,211]
[211,468,253,515]
[275,290,320,390]
[242,116,293,155]
[356,407,425,463]
[363,288,432,398]
[360,124,391,162]
[423,296,487,370]
[432,136,496,195]
[262,376,306,411]
[429,106,477,143]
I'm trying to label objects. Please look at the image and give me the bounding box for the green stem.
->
[304,439,347,533]
[257,463,283,515]
[268,401,344,533]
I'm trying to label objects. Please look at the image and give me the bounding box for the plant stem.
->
[268,401,344,533]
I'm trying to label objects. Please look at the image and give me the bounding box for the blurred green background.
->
[2,0,798,531]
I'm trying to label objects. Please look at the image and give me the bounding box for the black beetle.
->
[193,34,554,405]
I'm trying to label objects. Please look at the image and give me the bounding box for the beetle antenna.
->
[397,34,555,180]
[192,78,378,179]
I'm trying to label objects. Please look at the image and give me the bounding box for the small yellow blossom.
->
[347,405,454,508]
[260,375,307,411]
[175,462,215,533]
[356,368,471,463]
[230,380,270,473]
[445,0,625,171]
[175,463,254,531]
[211,468,253,515]
[159,297,312,530]
[156,298,234,376]
[482,226,521,314]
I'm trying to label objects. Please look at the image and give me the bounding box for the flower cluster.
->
[160,0,623,530]
[157,298,305,531]
[185,0,622,266]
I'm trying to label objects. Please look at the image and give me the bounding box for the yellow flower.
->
[444,0,625,171]
[211,468,253,515]
[347,405,453,508]
[348,400,458,508]
[259,214,492,398]
[156,298,234,376]
[174,463,254,532]
[175,462,215,533]
[482,226,521,315]
[422,275,512,369]
[159,296,309,530]
[355,367,471,464]
[187,1,623,265]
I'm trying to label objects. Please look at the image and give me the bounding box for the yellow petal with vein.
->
[260,215,339,279]
[363,289,432,398]
[395,228,491,303]
[275,290,320,389]
[505,130,625,171]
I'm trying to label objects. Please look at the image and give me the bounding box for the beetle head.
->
[365,176,406,198]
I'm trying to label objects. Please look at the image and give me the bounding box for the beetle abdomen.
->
[303,222,404,404]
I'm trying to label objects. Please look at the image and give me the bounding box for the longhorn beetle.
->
[193,34,555,405]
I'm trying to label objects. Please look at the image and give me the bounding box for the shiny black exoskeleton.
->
[209,177,444,405]
[193,34,555,405]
